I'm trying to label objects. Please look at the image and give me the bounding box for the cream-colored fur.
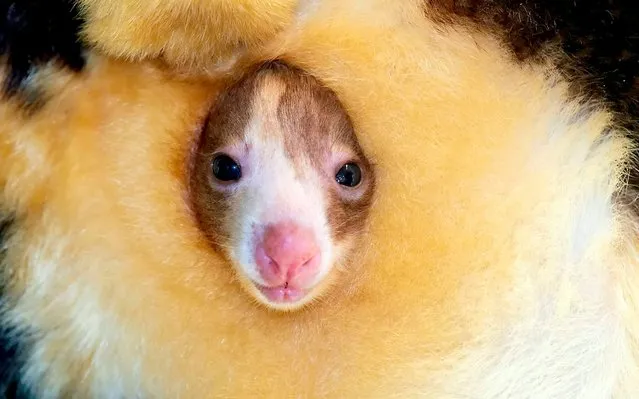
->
[1,0,638,397]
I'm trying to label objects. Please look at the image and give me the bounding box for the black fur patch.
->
[0,0,86,106]
[0,218,33,399]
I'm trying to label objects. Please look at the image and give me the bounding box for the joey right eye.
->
[212,154,242,182]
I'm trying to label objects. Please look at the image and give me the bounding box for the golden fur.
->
[1,0,638,396]
[76,0,301,74]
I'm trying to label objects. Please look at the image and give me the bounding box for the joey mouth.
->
[248,275,330,311]
[256,284,308,305]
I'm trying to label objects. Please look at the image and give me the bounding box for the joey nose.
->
[254,222,321,287]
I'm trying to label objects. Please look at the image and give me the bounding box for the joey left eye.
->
[335,163,362,187]
[212,154,242,182]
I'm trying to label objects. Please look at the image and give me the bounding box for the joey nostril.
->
[267,256,279,271]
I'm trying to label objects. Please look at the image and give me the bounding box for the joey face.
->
[191,61,375,310]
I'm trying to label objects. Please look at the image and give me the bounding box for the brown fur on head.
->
[189,61,376,310]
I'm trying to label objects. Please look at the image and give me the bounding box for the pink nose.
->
[254,222,321,287]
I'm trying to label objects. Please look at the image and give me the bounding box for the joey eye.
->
[212,154,242,182]
[335,163,362,187]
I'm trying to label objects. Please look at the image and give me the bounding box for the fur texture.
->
[75,0,302,74]
[0,216,26,398]
[0,0,638,397]
[426,0,639,179]
[0,0,85,106]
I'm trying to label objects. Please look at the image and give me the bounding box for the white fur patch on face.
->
[229,114,335,292]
